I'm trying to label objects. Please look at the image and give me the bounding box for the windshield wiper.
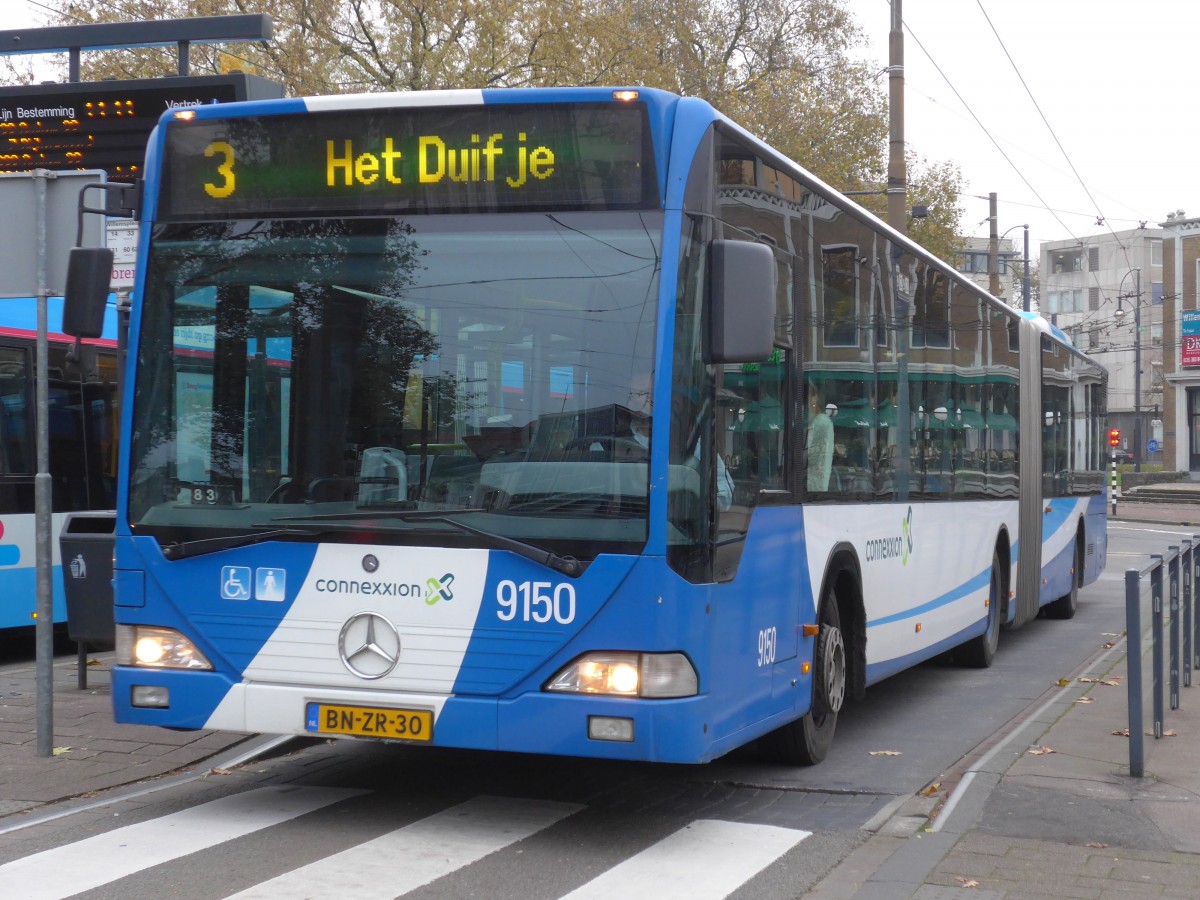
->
[270,508,581,576]
[269,507,486,523]
[161,526,333,560]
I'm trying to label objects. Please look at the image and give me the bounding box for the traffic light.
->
[1109,428,1121,447]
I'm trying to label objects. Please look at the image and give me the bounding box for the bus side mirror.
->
[706,239,775,364]
[62,247,114,339]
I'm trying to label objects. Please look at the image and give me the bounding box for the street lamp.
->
[1113,267,1143,472]
[998,224,1031,312]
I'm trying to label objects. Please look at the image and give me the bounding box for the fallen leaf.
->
[1085,841,1108,849]
[1163,729,1177,737]
[1112,728,1130,737]
[86,658,103,667]
[955,876,980,888]
[210,767,233,776]
[920,782,941,796]
[52,746,72,756]
[1056,678,1072,687]
[1075,696,1094,704]
[1101,642,1116,649]
[1027,745,1055,755]
[869,750,902,757]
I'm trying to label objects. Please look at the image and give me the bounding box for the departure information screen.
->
[158,102,657,218]
[0,74,283,182]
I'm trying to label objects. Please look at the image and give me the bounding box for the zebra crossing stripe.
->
[227,795,583,899]
[0,785,365,900]
[558,818,811,900]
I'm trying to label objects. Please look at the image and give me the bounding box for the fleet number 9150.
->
[758,627,777,666]
[496,580,576,624]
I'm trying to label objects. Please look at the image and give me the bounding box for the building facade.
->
[1040,229,1163,465]
[1162,212,1200,473]
[955,236,1022,303]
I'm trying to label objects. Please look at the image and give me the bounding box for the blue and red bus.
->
[83,87,1107,764]
[0,297,118,633]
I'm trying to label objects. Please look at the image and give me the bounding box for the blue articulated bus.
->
[102,87,1107,764]
[0,297,118,632]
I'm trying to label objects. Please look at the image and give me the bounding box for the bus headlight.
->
[116,625,213,670]
[545,652,697,698]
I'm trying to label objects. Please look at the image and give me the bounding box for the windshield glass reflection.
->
[129,212,662,558]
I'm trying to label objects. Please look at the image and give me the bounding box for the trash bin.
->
[59,511,116,645]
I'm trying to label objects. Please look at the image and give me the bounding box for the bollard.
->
[1169,547,1180,711]
[1125,567,1144,778]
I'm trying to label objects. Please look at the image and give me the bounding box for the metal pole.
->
[1184,540,1193,689]
[1152,556,1164,737]
[1022,225,1031,313]
[988,193,1000,297]
[1111,446,1117,515]
[1194,541,1200,672]
[886,0,906,238]
[34,171,53,758]
[1125,567,1143,778]
[1170,548,1180,710]
[1134,267,1142,473]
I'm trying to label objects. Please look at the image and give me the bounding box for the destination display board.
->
[158,102,657,218]
[0,73,284,182]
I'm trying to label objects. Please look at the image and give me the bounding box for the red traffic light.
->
[1108,428,1121,447]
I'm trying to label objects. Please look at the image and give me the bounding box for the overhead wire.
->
[893,16,1075,242]
[973,0,1138,281]
[896,0,1158,335]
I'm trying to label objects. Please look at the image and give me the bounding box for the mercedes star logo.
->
[338,612,401,680]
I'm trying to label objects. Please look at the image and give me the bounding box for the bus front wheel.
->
[767,586,845,766]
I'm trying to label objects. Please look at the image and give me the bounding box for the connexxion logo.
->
[424,572,456,605]
[864,506,914,566]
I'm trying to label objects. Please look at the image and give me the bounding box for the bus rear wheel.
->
[1044,534,1082,620]
[959,549,1002,668]
[766,586,845,766]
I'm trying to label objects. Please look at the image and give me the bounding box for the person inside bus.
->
[806,383,834,492]
[627,374,733,510]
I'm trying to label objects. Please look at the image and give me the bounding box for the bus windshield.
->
[128,211,662,560]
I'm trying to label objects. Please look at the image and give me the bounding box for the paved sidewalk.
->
[812,648,1200,898]
[0,651,249,819]
[1111,499,1200,528]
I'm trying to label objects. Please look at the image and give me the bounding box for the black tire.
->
[765,580,846,766]
[959,549,1002,668]
[1044,536,1082,620]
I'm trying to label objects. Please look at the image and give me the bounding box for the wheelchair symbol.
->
[221,566,252,600]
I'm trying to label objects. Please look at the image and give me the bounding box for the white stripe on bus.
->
[303,89,485,112]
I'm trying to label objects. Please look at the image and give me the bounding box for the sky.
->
[842,0,1199,256]
[9,0,1198,258]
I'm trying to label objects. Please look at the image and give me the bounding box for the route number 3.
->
[204,141,236,199]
